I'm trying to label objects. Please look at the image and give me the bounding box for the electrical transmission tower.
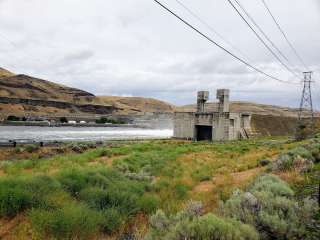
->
[296,71,314,140]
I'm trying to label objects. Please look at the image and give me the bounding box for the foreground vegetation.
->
[0,137,319,239]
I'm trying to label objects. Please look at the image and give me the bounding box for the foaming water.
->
[0,126,173,142]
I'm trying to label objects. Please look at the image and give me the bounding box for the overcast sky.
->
[0,0,319,107]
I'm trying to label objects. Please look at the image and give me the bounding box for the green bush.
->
[25,144,40,153]
[100,208,123,233]
[137,195,160,214]
[79,187,111,210]
[107,190,139,215]
[57,170,88,196]
[58,168,147,217]
[29,203,102,240]
[174,183,189,200]
[24,175,62,209]
[0,176,65,217]
[0,179,31,217]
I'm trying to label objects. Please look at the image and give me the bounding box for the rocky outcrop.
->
[0,97,116,115]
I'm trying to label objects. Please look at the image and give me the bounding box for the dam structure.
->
[174,89,252,141]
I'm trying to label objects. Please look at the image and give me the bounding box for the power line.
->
[227,0,302,81]
[261,0,309,71]
[175,0,252,62]
[233,0,298,72]
[153,0,299,85]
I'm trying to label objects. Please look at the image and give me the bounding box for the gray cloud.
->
[61,49,95,63]
[0,0,319,108]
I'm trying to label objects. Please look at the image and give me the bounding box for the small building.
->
[174,89,252,141]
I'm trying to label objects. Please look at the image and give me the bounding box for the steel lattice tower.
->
[296,71,314,139]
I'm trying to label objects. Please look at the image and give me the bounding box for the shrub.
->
[137,195,160,214]
[287,147,313,160]
[146,209,259,240]
[272,146,315,172]
[25,144,40,153]
[29,203,102,240]
[184,200,203,217]
[23,175,62,209]
[308,143,320,163]
[79,187,111,210]
[0,179,31,217]
[107,190,139,215]
[219,174,319,240]
[250,175,294,197]
[100,208,123,233]
[174,183,189,200]
[57,170,88,196]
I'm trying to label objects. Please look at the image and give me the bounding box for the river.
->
[0,126,173,142]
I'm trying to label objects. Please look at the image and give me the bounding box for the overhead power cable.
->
[175,0,252,61]
[233,0,297,70]
[261,0,309,71]
[153,0,299,85]
[227,0,302,81]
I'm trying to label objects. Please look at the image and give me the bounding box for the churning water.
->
[0,126,173,142]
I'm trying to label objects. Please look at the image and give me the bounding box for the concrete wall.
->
[213,113,230,141]
[173,112,195,139]
[195,113,214,126]
[229,113,242,140]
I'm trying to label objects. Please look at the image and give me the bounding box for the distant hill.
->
[98,96,175,114]
[0,67,14,78]
[178,101,318,118]
[0,67,175,118]
[0,74,95,103]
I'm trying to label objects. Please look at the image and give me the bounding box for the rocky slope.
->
[0,68,175,118]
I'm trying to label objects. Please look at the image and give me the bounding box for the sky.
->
[0,0,319,107]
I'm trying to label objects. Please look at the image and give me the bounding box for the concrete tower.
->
[197,91,209,113]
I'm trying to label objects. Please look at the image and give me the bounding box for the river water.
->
[0,126,173,142]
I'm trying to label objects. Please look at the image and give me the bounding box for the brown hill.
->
[0,74,95,103]
[0,67,175,118]
[98,96,175,114]
[177,101,318,118]
[0,67,14,78]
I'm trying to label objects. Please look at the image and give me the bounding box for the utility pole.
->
[296,71,314,140]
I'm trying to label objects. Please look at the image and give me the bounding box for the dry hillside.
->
[0,74,96,103]
[98,96,175,114]
[178,101,319,118]
[0,68,14,78]
[0,67,175,117]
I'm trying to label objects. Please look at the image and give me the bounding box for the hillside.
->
[98,96,175,114]
[0,68,175,118]
[0,67,14,78]
[0,74,96,103]
[178,101,318,118]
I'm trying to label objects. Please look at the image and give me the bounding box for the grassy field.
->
[0,138,315,239]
